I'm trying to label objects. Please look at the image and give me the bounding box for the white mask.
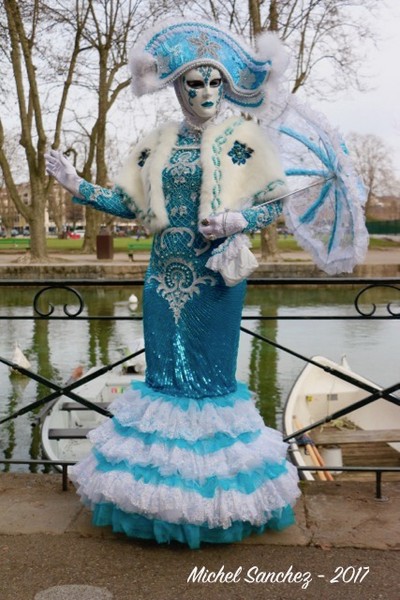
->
[174,66,223,127]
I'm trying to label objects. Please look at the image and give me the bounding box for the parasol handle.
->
[256,175,336,209]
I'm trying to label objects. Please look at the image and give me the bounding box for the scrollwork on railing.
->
[354,284,400,317]
[33,285,84,318]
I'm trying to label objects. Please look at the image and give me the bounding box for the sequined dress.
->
[70,123,300,548]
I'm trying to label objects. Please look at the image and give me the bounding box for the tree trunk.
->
[249,0,262,38]
[28,178,48,260]
[250,0,280,262]
[1,0,85,262]
[260,224,281,262]
[82,45,109,253]
[82,209,103,253]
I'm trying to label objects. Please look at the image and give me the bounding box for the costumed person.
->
[45,20,300,549]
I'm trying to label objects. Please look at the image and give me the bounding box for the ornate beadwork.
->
[242,201,283,232]
[166,149,199,185]
[178,123,202,146]
[188,32,221,58]
[148,127,218,323]
[149,257,216,323]
[170,205,188,218]
[77,181,137,219]
[228,141,254,165]
[252,179,286,203]
[238,67,257,89]
[210,118,244,212]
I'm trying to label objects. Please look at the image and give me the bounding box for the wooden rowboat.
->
[283,356,400,481]
[41,367,144,466]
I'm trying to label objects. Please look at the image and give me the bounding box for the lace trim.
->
[107,383,264,441]
[92,448,289,497]
[70,458,300,528]
[91,418,262,454]
[205,234,258,287]
[89,423,288,480]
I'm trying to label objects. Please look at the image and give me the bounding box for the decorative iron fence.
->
[0,276,399,494]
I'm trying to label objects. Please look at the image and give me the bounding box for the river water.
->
[0,283,399,471]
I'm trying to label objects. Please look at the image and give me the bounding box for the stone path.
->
[0,473,399,599]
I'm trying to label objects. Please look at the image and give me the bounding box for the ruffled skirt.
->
[70,381,300,549]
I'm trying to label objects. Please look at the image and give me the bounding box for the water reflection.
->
[0,283,399,470]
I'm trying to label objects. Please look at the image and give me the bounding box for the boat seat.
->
[312,429,400,445]
[48,428,92,440]
[60,402,110,411]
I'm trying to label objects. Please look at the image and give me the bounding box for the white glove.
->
[199,210,247,240]
[45,149,83,198]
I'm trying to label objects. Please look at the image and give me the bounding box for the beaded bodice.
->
[147,123,219,324]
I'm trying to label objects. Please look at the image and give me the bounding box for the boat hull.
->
[41,369,143,467]
[283,356,400,481]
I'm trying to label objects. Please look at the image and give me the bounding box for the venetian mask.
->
[175,66,223,124]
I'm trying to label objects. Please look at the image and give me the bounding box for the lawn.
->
[44,234,400,254]
[46,236,153,252]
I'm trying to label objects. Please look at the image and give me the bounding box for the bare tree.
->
[257,0,378,260]
[182,0,378,260]
[188,0,377,96]
[46,0,166,252]
[346,133,400,218]
[1,0,382,260]
[0,0,90,260]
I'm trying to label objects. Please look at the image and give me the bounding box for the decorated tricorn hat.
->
[129,19,288,111]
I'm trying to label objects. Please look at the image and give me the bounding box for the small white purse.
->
[206,233,259,287]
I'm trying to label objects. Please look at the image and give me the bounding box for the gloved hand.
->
[45,149,83,198]
[199,210,247,240]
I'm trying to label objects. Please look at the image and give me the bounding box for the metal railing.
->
[0,276,399,495]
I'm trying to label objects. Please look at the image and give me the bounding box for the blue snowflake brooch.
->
[228,140,254,165]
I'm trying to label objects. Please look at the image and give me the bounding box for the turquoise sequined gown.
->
[70,122,300,548]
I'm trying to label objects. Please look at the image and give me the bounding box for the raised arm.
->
[45,150,137,219]
[75,180,137,219]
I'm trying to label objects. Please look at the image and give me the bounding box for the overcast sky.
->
[313,0,400,174]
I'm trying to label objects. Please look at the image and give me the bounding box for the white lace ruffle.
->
[88,422,287,481]
[205,233,258,286]
[70,457,300,529]
[108,386,265,441]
